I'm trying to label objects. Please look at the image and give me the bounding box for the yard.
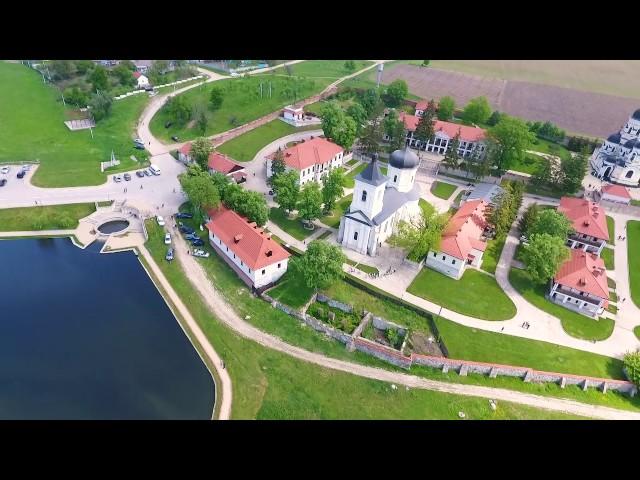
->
[407,268,516,321]
[319,194,352,228]
[343,163,368,188]
[149,75,333,143]
[601,247,615,270]
[216,119,320,162]
[272,60,374,79]
[481,235,506,275]
[629,221,640,308]
[509,154,545,175]
[607,216,615,245]
[0,62,149,187]
[0,203,95,231]
[268,207,315,241]
[430,181,458,200]
[509,268,615,341]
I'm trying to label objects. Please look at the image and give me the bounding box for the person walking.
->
[140,184,143,190]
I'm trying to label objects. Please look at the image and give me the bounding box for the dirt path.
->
[165,223,639,420]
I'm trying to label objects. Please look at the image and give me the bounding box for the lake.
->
[0,237,214,419]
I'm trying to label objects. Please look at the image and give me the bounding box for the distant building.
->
[425,200,489,279]
[549,249,609,318]
[133,60,153,74]
[283,106,303,123]
[600,184,631,205]
[460,183,504,207]
[178,143,246,183]
[206,206,290,291]
[557,197,609,256]
[133,71,149,89]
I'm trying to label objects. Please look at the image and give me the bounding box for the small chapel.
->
[337,148,422,256]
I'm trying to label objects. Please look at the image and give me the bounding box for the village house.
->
[599,184,632,205]
[206,206,290,291]
[266,136,345,185]
[178,143,246,183]
[280,105,321,127]
[459,183,504,207]
[425,199,489,279]
[133,71,149,89]
[549,249,609,318]
[557,197,609,256]
[414,100,431,117]
[133,60,153,74]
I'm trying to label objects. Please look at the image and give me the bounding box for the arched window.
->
[353,231,358,240]
[394,175,397,182]
[361,190,367,202]
[626,170,634,178]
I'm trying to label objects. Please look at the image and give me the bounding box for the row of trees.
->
[531,149,589,195]
[490,181,525,238]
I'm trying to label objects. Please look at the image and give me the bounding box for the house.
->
[384,112,487,158]
[133,60,153,74]
[283,106,303,123]
[557,197,609,256]
[338,149,421,257]
[590,108,640,187]
[425,199,489,279]
[205,206,290,291]
[549,249,609,318]
[600,184,631,205]
[266,137,345,185]
[414,100,429,117]
[133,71,150,89]
[178,143,246,183]
[460,183,504,207]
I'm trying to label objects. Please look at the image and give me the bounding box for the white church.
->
[338,148,422,256]
[590,109,640,187]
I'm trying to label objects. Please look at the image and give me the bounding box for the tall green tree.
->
[437,96,455,121]
[190,137,213,169]
[89,65,109,92]
[388,119,407,153]
[269,147,286,184]
[383,109,399,138]
[442,132,461,170]
[320,101,357,150]
[387,201,448,261]
[559,150,588,194]
[273,170,300,215]
[358,88,380,116]
[528,209,573,239]
[531,157,553,188]
[463,96,492,125]
[489,115,535,173]
[179,164,220,223]
[88,91,113,122]
[384,79,408,107]
[297,182,323,226]
[414,99,436,146]
[321,168,345,214]
[487,110,502,126]
[623,351,640,387]
[519,203,540,236]
[112,64,136,87]
[347,103,367,135]
[50,60,74,79]
[522,233,570,284]
[358,115,383,158]
[209,86,224,111]
[165,95,192,126]
[291,240,346,291]
[74,60,94,74]
[235,189,269,226]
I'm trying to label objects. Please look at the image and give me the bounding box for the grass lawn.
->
[629,221,640,308]
[509,268,615,341]
[430,181,458,200]
[343,163,367,188]
[217,119,320,162]
[0,62,150,187]
[510,154,545,175]
[407,268,516,321]
[607,216,615,245]
[608,277,616,289]
[267,271,315,309]
[269,208,315,241]
[481,235,506,275]
[319,194,352,228]
[529,138,571,158]
[635,326,640,340]
[150,75,333,143]
[345,258,379,275]
[601,247,615,270]
[346,158,359,167]
[0,203,95,231]
[631,199,640,207]
[273,60,374,79]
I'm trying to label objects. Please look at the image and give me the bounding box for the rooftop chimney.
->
[266,250,273,257]
[234,234,243,243]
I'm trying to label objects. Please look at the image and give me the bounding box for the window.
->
[277,263,281,268]
[627,170,634,178]
[433,252,437,257]
[361,190,367,202]
[452,259,456,264]
[233,253,236,258]
[442,255,446,261]
[354,231,358,241]
[394,175,397,182]
[262,269,266,275]
[226,246,229,252]
[240,261,243,266]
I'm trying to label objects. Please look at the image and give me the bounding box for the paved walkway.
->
[165,222,638,420]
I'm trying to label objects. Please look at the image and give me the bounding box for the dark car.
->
[17,170,26,179]
[268,190,274,195]
[175,212,193,219]
[164,121,172,128]
[144,85,154,92]
[184,233,199,241]
[191,238,205,247]
[135,170,144,178]
[0,179,6,187]
[134,144,146,150]
[124,173,131,181]
[171,136,179,142]
[179,225,195,235]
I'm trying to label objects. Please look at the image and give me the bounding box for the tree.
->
[197,110,208,134]
[89,65,109,92]
[64,87,89,107]
[384,80,408,107]
[383,109,399,138]
[623,350,640,387]
[346,103,367,135]
[519,203,540,236]
[437,96,455,121]
[469,141,494,180]
[270,147,286,184]
[531,157,553,188]
[74,60,94,75]
[209,87,224,111]
[344,60,356,72]
[239,190,269,226]
[522,233,570,284]
[297,182,323,226]
[88,91,113,122]
[321,168,345,214]
[50,60,74,80]
[559,150,588,194]
[358,88,380,116]
[529,209,573,239]
[487,110,502,126]
[388,119,407,153]
[489,115,535,173]
[120,60,136,71]
[388,201,448,261]
[112,64,136,87]
[291,240,346,290]
[442,132,460,170]
[462,96,491,125]
[414,99,436,146]
[358,116,383,158]
[422,60,430,67]
[489,181,523,238]
[150,60,170,80]
[179,164,220,223]
[165,95,192,126]
[272,170,300,215]
[320,102,357,150]
[190,137,213,170]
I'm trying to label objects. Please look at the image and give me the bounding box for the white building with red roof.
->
[425,199,489,279]
[600,184,631,205]
[384,112,487,159]
[206,206,290,290]
[266,136,345,186]
[133,71,149,89]
[557,197,609,256]
[549,249,609,318]
[178,143,246,183]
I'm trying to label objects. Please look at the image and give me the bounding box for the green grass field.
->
[509,268,614,341]
[269,208,315,241]
[0,203,95,231]
[319,194,352,228]
[217,120,320,162]
[343,163,368,188]
[509,154,545,175]
[602,247,615,270]
[607,216,615,245]
[408,268,517,321]
[629,221,640,308]
[150,75,332,143]
[635,326,640,341]
[430,181,458,200]
[0,62,149,187]
[273,60,374,79]
[481,235,506,275]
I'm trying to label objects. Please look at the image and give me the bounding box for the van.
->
[149,164,161,175]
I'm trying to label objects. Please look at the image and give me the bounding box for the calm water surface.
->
[0,238,214,419]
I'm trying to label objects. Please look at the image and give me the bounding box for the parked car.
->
[192,249,210,258]
[0,179,7,187]
[191,238,205,247]
[134,144,146,150]
[22,164,31,171]
[144,85,154,92]
[123,173,131,181]
[113,175,123,182]
[149,164,161,175]
[0,166,9,174]
[164,121,172,128]
[156,215,165,226]
[135,170,145,178]
[180,226,196,235]
[171,136,179,142]
[164,233,171,245]
[184,233,199,241]
[165,247,174,262]
[268,190,274,195]
[143,169,151,177]
[134,138,143,144]
[17,170,26,179]
[148,90,158,97]
[175,212,193,219]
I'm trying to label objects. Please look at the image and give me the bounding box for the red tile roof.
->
[280,137,343,170]
[208,152,243,175]
[439,200,488,260]
[554,249,609,301]
[557,197,609,241]
[133,71,142,79]
[602,184,631,199]
[415,100,429,111]
[399,113,486,143]
[206,206,290,270]
[179,143,192,155]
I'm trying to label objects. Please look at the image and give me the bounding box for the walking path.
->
[138,244,232,420]
[164,222,638,420]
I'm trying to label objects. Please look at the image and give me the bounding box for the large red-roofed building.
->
[205,206,290,290]
[550,249,609,318]
[600,184,631,205]
[557,197,609,256]
[425,200,489,279]
[178,143,246,182]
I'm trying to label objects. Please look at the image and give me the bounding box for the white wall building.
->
[133,71,149,88]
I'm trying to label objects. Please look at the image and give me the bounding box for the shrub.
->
[386,328,402,349]
[623,350,640,386]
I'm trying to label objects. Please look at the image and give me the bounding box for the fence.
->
[113,75,205,100]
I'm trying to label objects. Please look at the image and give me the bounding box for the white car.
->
[164,233,171,245]
[113,174,123,182]
[156,215,165,226]
[0,166,9,174]
[192,249,210,258]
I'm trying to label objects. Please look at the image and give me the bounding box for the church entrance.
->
[603,166,613,180]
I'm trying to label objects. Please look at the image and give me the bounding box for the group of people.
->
[520,321,531,330]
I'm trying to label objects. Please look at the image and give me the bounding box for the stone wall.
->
[316,294,353,313]
[353,338,412,369]
[370,315,407,337]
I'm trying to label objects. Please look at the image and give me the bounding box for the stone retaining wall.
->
[316,293,353,313]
